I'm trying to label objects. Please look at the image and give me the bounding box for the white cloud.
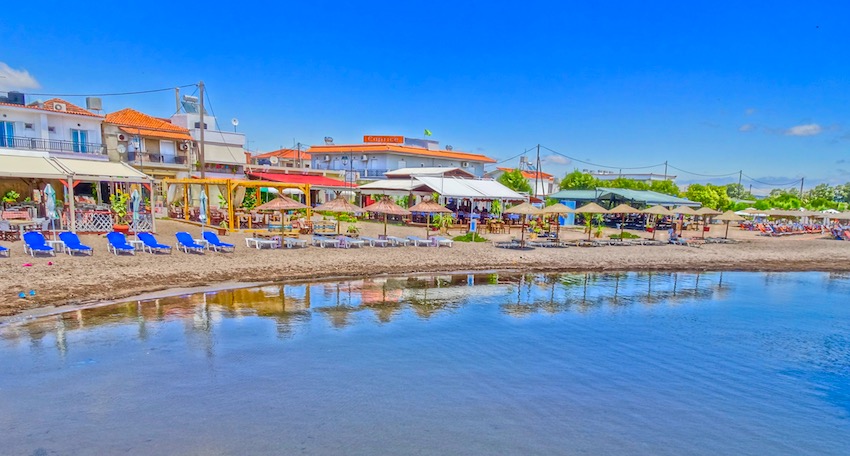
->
[0,62,40,91]
[542,155,570,165]
[785,123,822,136]
[738,123,756,132]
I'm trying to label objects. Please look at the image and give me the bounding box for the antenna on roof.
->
[324,136,334,145]
[231,118,239,132]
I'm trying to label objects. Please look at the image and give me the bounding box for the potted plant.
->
[110,191,131,233]
[432,214,451,235]
[346,223,360,237]
[2,190,20,208]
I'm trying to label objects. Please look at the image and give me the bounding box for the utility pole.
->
[534,144,541,200]
[175,87,180,113]
[800,177,804,197]
[738,170,742,188]
[198,80,206,178]
[663,161,668,181]
[297,142,303,168]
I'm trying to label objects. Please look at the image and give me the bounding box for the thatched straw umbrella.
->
[642,205,673,239]
[574,202,610,240]
[608,203,640,238]
[672,205,698,234]
[254,196,308,234]
[504,202,543,247]
[314,196,363,235]
[694,207,722,238]
[715,210,745,239]
[408,198,453,237]
[363,197,411,236]
[541,203,574,237]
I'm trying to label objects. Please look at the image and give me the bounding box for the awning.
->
[414,176,525,200]
[248,171,355,189]
[358,179,432,196]
[549,187,700,207]
[54,158,152,182]
[202,143,246,165]
[0,154,67,179]
[119,126,192,141]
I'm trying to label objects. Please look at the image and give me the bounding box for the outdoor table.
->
[129,239,145,251]
[194,238,210,250]
[46,239,65,252]
[7,220,38,233]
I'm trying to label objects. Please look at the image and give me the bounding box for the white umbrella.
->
[44,184,57,239]
[130,189,141,238]
[199,189,208,234]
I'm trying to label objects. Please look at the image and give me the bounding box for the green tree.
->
[559,170,599,190]
[805,183,835,202]
[649,180,680,196]
[607,177,649,191]
[725,183,753,200]
[685,183,732,209]
[497,169,532,194]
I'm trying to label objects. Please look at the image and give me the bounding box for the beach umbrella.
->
[364,197,412,236]
[542,203,574,236]
[642,205,673,240]
[694,207,722,238]
[608,203,640,238]
[575,202,610,240]
[314,196,363,235]
[130,188,141,238]
[672,205,698,234]
[44,184,57,239]
[199,189,208,233]
[255,196,308,233]
[408,198,453,237]
[505,202,543,247]
[715,210,745,239]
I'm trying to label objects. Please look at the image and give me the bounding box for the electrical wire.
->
[742,174,803,187]
[540,145,666,170]
[203,88,249,166]
[666,164,740,178]
[18,84,198,98]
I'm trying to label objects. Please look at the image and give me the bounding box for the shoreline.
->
[2,220,849,322]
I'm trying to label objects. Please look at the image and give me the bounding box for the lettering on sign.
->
[363,135,404,144]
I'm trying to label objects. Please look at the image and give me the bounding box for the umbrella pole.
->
[652,216,658,240]
[384,213,388,236]
[724,221,730,239]
[621,213,625,238]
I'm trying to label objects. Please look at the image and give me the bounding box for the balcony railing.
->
[0,135,105,155]
[360,169,390,178]
[127,152,188,165]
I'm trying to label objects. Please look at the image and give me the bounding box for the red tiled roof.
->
[255,148,312,160]
[105,108,191,141]
[497,167,554,180]
[247,171,355,189]
[307,144,497,163]
[0,98,102,118]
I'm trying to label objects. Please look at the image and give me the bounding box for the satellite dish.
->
[324,136,334,145]
[269,156,280,165]
[446,145,453,151]
[231,118,239,126]
[117,144,127,154]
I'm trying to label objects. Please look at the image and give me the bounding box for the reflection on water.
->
[2,272,734,347]
[2,271,849,455]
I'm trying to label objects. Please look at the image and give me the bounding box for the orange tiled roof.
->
[255,147,312,160]
[307,144,497,163]
[0,98,102,117]
[105,108,191,141]
[497,167,554,180]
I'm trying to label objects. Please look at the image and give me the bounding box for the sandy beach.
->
[1,219,849,319]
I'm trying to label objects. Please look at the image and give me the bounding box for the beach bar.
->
[162,177,311,231]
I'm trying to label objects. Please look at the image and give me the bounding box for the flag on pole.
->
[424,129,432,137]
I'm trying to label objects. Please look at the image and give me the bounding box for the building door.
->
[72,129,88,153]
[0,121,13,147]
[160,140,176,163]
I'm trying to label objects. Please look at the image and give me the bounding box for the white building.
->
[169,96,246,178]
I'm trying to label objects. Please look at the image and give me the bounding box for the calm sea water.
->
[1,272,849,455]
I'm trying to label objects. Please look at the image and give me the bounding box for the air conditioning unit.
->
[53,102,67,112]
[117,133,127,141]
[323,155,330,161]
[361,154,368,161]
[461,161,469,168]
[179,142,190,151]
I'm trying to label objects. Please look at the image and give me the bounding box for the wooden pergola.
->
[162,178,311,231]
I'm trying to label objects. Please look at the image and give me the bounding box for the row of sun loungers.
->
[756,223,824,236]
[2,231,237,257]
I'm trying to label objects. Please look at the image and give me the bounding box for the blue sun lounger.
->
[58,232,93,255]
[175,232,205,254]
[138,232,172,254]
[106,232,135,255]
[203,232,235,252]
[23,232,55,257]
[0,244,9,257]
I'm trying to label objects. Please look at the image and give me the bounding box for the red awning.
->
[248,172,355,189]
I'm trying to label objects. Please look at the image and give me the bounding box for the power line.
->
[203,87,248,166]
[666,164,740,178]
[540,145,666,170]
[491,146,538,166]
[742,174,802,187]
[14,84,197,98]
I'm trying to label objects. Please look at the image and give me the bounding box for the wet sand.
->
[1,219,848,319]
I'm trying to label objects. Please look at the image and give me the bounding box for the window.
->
[0,121,13,147]
[48,126,56,133]
[24,123,34,130]
[71,129,88,153]
[193,122,208,129]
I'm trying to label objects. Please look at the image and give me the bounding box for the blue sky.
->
[2,1,848,190]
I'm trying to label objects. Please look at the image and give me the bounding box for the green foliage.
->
[2,190,20,204]
[684,183,732,210]
[497,169,532,194]
[453,232,489,242]
[649,180,680,196]
[560,170,599,190]
[725,183,752,200]
[607,177,649,191]
[395,195,410,207]
[242,188,257,210]
[431,213,453,228]
[217,194,228,208]
[610,232,640,239]
[490,200,502,216]
[109,191,130,224]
